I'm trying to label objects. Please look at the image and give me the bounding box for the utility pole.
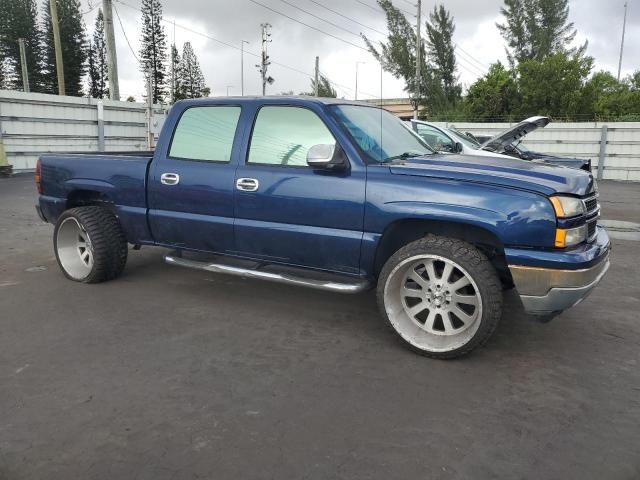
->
[414,0,422,119]
[49,0,65,96]
[617,1,628,81]
[103,0,120,100]
[257,23,272,96]
[241,40,249,96]
[18,39,30,93]
[314,56,319,96]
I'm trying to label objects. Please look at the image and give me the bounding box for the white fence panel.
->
[0,90,166,171]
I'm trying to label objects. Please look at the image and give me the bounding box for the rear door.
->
[233,105,366,275]
[147,105,241,253]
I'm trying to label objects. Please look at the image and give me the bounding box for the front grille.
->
[583,196,598,215]
[582,195,600,242]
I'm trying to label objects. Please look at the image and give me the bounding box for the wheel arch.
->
[66,188,116,212]
[373,218,513,288]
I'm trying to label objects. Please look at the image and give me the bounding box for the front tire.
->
[377,235,502,359]
[54,206,128,283]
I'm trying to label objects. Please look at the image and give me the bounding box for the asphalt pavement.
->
[1,174,639,480]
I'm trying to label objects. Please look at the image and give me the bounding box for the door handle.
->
[160,173,180,185]
[236,178,259,192]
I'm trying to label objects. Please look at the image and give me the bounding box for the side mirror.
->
[454,142,463,153]
[306,144,347,171]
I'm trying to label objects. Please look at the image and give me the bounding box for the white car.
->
[408,117,591,171]
[407,119,512,159]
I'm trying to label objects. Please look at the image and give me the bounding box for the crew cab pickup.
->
[35,97,610,358]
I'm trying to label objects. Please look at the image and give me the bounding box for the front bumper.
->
[507,226,611,317]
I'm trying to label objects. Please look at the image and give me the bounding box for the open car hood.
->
[480,116,550,150]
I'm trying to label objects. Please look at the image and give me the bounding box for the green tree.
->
[175,42,208,99]
[425,4,461,106]
[42,0,88,96]
[465,62,519,121]
[139,0,167,103]
[87,9,108,98]
[362,0,423,102]
[516,53,593,118]
[582,70,640,120]
[310,74,337,98]
[169,44,180,102]
[497,0,584,64]
[0,0,44,91]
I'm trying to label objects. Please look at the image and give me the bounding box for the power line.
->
[113,3,139,62]
[454,44,490,71]
[276,0,363,39]
[246,0,369,51]
[354,0,414,18]
[306,0,387,37]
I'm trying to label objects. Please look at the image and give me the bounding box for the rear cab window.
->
[169,106,241,162]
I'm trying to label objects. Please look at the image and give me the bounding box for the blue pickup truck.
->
[35,97,610,358]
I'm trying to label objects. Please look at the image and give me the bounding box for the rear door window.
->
[169,106,241,162]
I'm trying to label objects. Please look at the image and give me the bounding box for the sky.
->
[80,0,638,102]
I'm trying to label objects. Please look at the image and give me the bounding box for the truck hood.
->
[389,154,595,196]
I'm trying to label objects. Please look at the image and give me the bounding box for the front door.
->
[233,105,365,275]
[147,105,241,253]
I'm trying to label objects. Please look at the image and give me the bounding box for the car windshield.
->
[446,127,481,149]
[330,105,433,163]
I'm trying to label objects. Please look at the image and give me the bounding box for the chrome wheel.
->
[56,217,94,280]
[383,254,483,353]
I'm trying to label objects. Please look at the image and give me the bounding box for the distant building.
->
[363,98,413,120]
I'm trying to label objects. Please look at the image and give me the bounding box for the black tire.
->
[53,206,128,283]
[377,234,502,359]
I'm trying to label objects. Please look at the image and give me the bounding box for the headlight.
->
[555,225,587,248]
[549,195,585,218]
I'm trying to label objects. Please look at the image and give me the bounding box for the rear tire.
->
[53,206,128,283]
[377,235,502,359]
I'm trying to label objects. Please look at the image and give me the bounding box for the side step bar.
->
[164,252,372,294]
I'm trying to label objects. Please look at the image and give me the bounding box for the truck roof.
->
[172,96,375,108]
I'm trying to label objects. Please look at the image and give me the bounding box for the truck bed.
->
[38,152,154,241]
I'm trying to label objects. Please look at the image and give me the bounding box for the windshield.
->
[446,127,481,149]
[330,105,433,163]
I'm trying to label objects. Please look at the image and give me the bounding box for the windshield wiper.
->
[382,151,426,163]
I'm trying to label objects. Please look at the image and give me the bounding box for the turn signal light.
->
[555,225,587,248]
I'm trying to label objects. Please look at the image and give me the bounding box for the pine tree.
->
[41,0,88,96]
[0,0,44,91]
[169,44,181,102]
[425,4,461,106]
[497,0,584,63]
[176,42,208,99]
[139,0,167,103]
[87,9,108,98]
[309,74,337,98]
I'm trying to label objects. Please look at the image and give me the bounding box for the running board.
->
[164,252,372,294]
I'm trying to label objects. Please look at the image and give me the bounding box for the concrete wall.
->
[0,90,167,172]
[433,120,640,181]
